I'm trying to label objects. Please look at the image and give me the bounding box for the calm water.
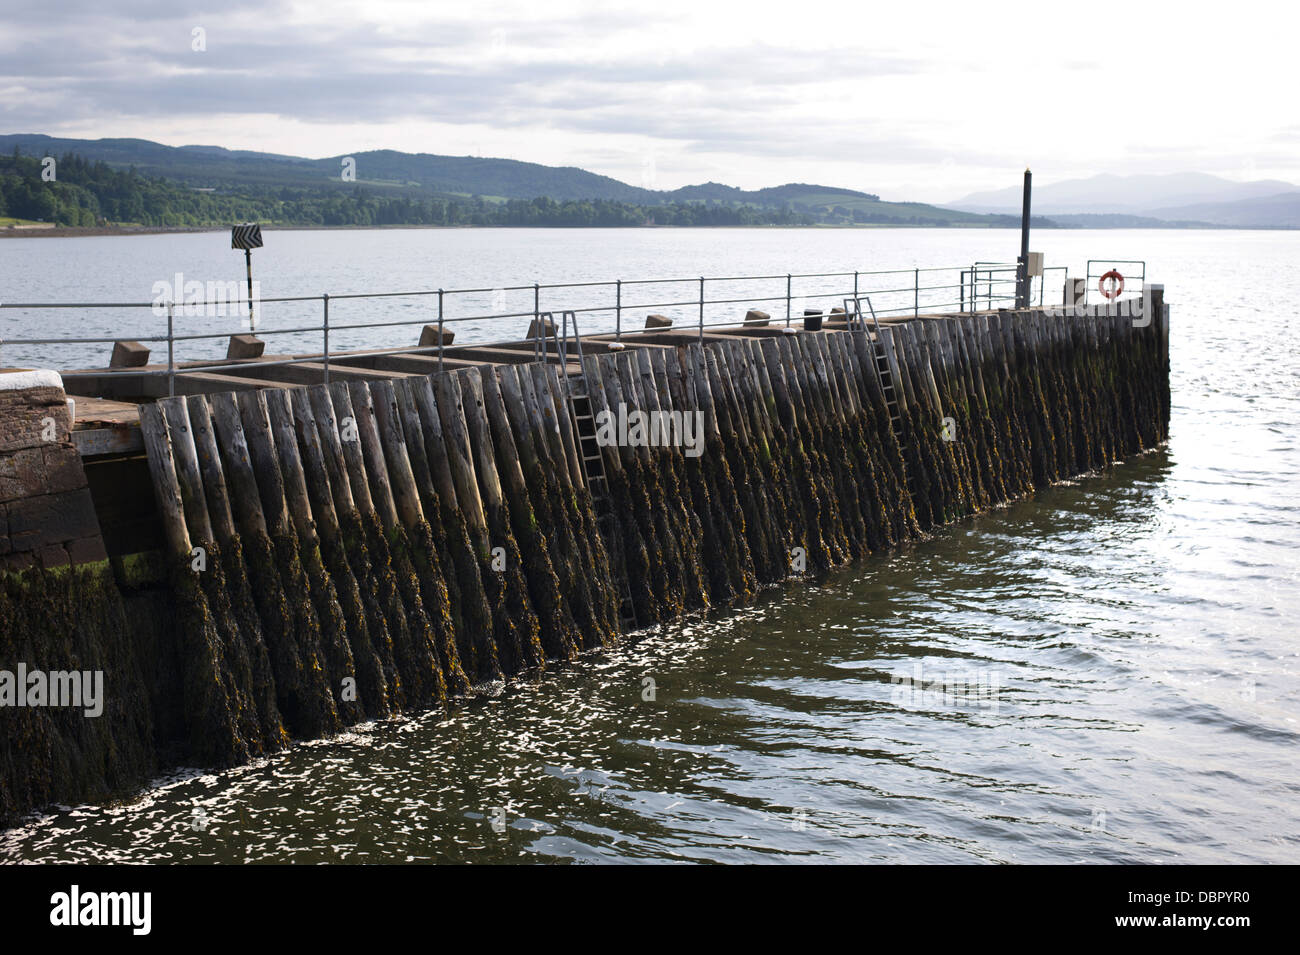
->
[2,228,1298,863]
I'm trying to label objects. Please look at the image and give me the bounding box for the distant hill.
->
[1146,191,1300,228]
[0,134,1030,227]
[951,172,1299,222]
[1042,213,1218,229]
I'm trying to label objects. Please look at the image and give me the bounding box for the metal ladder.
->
[848,296,917,497]
[846,296,903,435]
[557,313,638,633]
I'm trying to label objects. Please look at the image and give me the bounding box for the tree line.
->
[1,148,969,229]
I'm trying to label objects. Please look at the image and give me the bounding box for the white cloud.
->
[2,0,1296,202]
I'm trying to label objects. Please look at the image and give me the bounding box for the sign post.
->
[231,223,263,331]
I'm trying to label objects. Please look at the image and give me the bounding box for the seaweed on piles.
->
[640,449,694,618]
[778,347,850,567]
[194,539,287,755]
[679,441,741,605]
[377,522,452,703]
[841,401,898,553]
[654,441,711,613]
[502,472,582,665]
[1014,323,1059,489]
[724,346,803,575]
[251,529,340,740]
[933,362,980,520]
[948,332,996,510]
[346,510,415,709]
[292,531,365,727]
[567,483,626,645]
[406,520,471,696]
[712,435,784,588]
[316,521,392,719]
[479,515,544,677]
[431,497,503,684]
[994,325,1037,497]
[1040,324,1076,479]
[533,454,623,648]
[772,383,837,574]
[616,447,678,622]
[695,429,758,603]
[0,565,156,828]
[969,331,1020,502]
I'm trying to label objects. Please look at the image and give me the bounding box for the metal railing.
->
[0,262,1064,397]
[1085,259,1146,305]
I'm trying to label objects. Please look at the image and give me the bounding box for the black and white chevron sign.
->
[230,223,263,249]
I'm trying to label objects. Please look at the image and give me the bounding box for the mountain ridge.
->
[951,171,1299,221]
[0,134,1008,227]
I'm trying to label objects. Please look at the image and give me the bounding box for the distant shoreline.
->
[2,221,1293,239]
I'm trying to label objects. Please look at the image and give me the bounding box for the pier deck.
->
[39,312,904,458]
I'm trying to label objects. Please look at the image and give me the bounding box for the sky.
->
[2,0,1297,203]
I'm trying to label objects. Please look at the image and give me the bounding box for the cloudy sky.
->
[3,0,1295,203]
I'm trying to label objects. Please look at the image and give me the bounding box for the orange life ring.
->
[1099,270,1125,300]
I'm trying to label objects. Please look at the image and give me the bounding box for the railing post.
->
[166,301,175,397]
[322,293,330,385]
[698,277,705,344]
[534,282,541,363]
[853,270,859,307]
[615,279,622,343]
[786,273,792,328]
[438,288,445,376]
[914,267,919,317]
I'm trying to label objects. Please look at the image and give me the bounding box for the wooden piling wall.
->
[1,304,1170,824]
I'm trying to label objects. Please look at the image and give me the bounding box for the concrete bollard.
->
[226,334,266,360]
[744,309,770,327]
[527,317,556,339]
[419,325,455,347]
[109,341,150,368]
[645,314,673,329]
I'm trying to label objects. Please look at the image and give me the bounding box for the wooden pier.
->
[1,296,1170,825]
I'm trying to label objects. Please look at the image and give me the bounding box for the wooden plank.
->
[71,426,143,456]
